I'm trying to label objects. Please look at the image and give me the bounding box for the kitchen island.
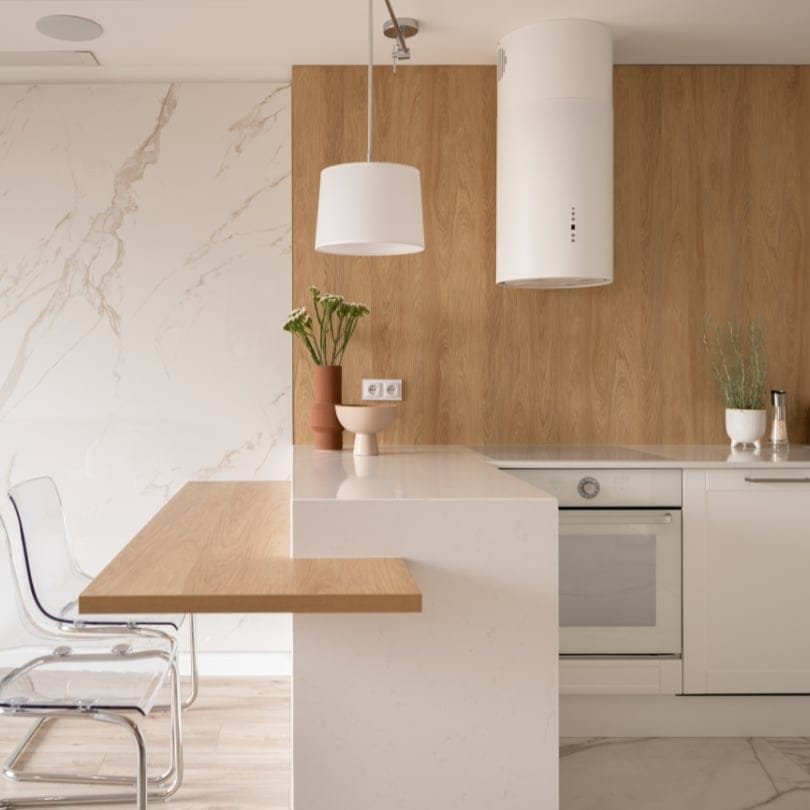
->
[292,446,559,810]
[81,446,560,810]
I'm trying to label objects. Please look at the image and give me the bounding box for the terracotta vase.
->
[310,365,343,451]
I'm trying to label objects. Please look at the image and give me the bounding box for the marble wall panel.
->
[0,82,292,659]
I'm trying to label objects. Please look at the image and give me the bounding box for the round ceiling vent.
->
[36,14,104,42]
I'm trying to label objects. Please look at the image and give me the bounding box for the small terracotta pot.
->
[310,365,343,451]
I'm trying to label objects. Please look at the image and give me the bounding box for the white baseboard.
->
[562,694,810,737]
[180,651,290,677]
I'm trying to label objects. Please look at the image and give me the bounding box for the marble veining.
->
[0,82,292,655]
[562,737,810,809]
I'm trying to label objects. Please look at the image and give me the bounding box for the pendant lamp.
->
[314,0,424,256]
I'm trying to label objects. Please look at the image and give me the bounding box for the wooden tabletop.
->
[79,481,422,614]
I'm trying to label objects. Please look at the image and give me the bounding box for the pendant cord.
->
[367,0,373,162]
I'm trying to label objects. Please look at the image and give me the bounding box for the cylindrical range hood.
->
[496,19,613,288]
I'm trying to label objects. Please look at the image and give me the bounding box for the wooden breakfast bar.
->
[79,480,422,615]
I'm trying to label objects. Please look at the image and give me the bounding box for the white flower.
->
[285,307,306,325]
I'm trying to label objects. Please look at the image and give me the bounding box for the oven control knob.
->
[577,476,600,500]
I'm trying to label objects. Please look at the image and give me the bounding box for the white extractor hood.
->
[496,19,613,288]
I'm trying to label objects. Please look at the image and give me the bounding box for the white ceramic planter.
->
[725,408,766,448]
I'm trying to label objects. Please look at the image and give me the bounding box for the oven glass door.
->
[559,509,682,655]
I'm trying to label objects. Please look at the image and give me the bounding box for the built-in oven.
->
[506,468,682,657]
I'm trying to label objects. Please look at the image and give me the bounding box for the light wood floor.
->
[0,677,290,809]
[5,681,810,810]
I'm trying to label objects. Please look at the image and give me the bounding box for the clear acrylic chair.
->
[0,513,183,809]
[7,478,198,710]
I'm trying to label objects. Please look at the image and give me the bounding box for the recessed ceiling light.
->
[36,14,103,42]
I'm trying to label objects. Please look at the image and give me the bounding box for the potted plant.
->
[702,319,768,448]
[284,287,370,450]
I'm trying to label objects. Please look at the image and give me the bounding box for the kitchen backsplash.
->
[292,66,810,446]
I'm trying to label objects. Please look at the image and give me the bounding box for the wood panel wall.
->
[292,65,810,445]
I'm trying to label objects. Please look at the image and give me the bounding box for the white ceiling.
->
[3,0,810,83]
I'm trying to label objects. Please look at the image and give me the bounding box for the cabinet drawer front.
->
[507,468,682,507]
[560,658,682,695]
[706,469,810,492]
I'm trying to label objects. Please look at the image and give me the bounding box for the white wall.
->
[0,82,292,670]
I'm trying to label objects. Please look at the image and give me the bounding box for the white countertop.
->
[480,443,810,468]
[292,444,810,502]
[292,445,554,501]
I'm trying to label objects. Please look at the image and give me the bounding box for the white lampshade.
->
[315,161,425,256]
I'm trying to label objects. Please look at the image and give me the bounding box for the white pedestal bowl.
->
[335,404,397,456]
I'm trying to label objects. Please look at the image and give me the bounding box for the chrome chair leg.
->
[7,614,193,784]
[0,708,148,808]
[2,718,50,781]
[0,662,183,803]
[182,614,199,710]
[153,614,198,713]
[3,715,175,788]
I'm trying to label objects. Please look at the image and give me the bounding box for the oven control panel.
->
[503,468,682,508]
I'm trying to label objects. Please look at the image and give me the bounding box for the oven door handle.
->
[744,477,810,484]
[560,512,674,526]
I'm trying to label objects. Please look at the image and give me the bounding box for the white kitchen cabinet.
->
[683,467,810,694]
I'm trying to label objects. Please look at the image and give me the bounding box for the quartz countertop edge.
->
[479,443,810,468]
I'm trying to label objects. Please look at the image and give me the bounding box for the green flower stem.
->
[328,308,341,365]
[301,324,322,365]
[336,316,358,365]
[315,298,327,365]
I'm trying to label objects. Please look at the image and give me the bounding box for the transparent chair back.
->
[8,476,180,630]
[8,477,90,626]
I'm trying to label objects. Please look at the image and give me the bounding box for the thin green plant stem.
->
[702,317,768,410]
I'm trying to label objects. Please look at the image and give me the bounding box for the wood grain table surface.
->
[79,481,422,614]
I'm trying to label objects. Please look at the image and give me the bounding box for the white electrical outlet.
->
[362,378,403,401]
[362,379,384,400]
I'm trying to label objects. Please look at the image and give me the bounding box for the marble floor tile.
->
[561,737,810,810]
[751,738,810,792]
[765,738,810,777]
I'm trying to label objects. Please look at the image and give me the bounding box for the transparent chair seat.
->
[0,638,174,716]
[0,514,176,716]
